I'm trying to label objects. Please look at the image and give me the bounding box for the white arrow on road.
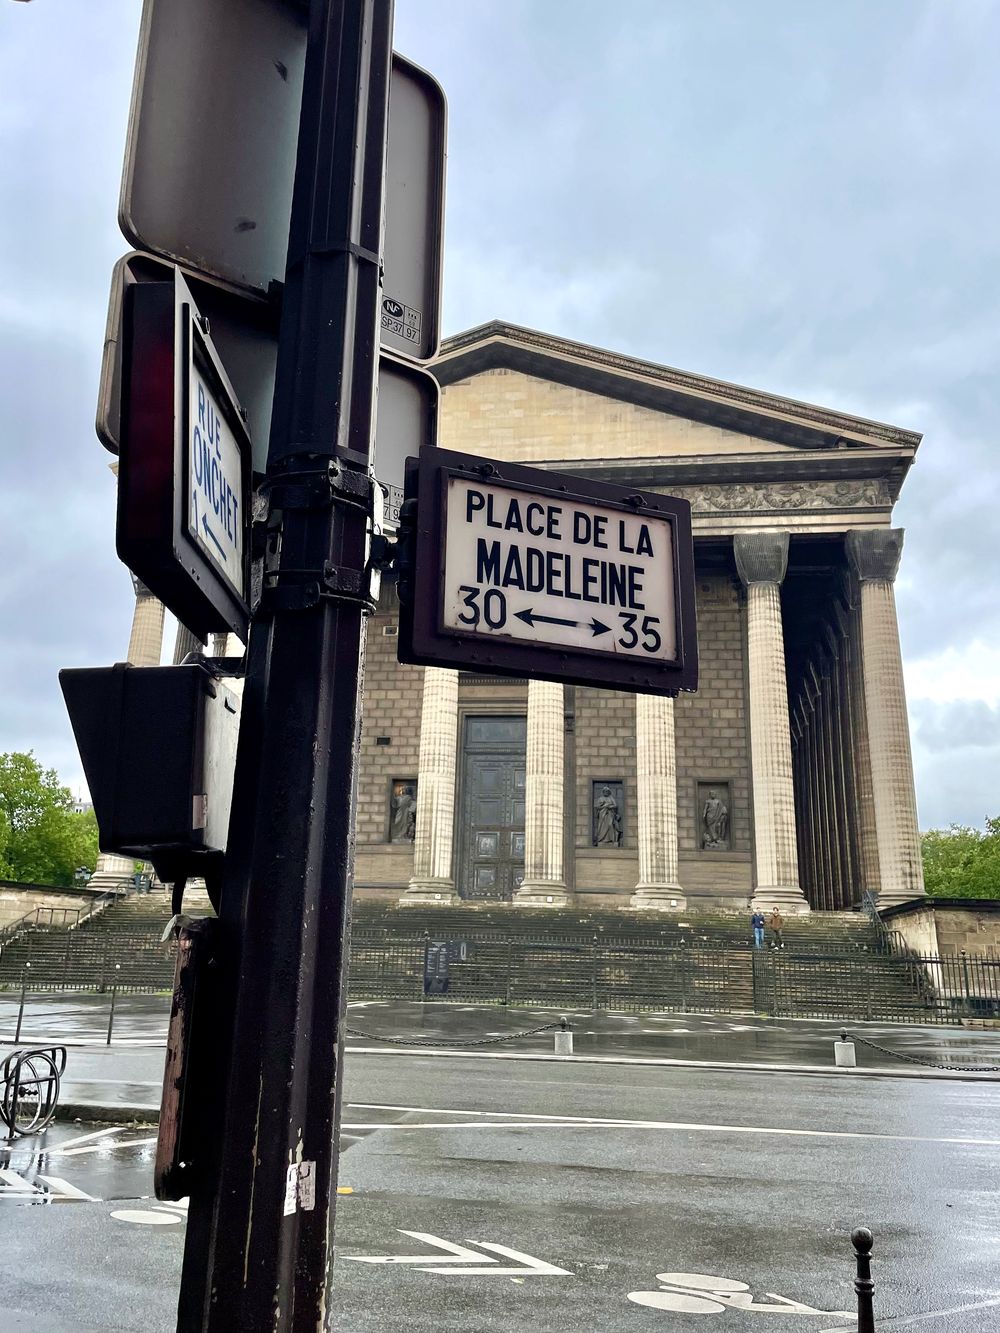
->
[345,1230,572,1276]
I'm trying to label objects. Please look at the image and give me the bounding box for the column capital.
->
[734,531,789,587]
[846,529,904,584]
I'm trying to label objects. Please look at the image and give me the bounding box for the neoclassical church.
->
[113,321,925,916]
[353,322,925,916]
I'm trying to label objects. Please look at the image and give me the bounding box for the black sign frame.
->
[117,268,252,641]
[397,448,698,696]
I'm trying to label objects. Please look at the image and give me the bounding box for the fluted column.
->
[630,694,686,910]
[173,624,204,664]
[515,680,570,906]
[734,532,808,914]
[846,529,925,906]
[126,578,165,667]
[402,668,460,904]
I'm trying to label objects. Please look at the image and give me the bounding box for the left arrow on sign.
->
[344,1230,572,1276]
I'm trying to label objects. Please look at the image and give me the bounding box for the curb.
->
[56,1100,160,1125]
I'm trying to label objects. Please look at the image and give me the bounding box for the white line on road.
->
[878,1295,1000,1326]
[35,1175,97,1201]
[51,1136,158,1158]
[343,1103,1000,1147]
[46,1126,123,1151]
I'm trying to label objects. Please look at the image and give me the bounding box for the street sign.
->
[99,255,439,502]
[375,353,439,528]
[398,449,698,696]
[121,1,445,358]
[117,268,251,640]
[380,55,447,361]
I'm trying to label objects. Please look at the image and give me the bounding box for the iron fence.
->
[2,914,999,1025]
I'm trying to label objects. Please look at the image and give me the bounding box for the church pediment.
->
[434,321,921,459]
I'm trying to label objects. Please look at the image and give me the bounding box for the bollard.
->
[834,1030,857,1068]
[554,1016,573,1056]
[14,963,30,1043]
[852,1227,875,1333]
[106,964,121,1045]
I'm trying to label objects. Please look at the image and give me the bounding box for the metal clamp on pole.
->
[260,456,376,513]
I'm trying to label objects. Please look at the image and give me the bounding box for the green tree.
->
[921,818,1000,900]
[0,752,98,888]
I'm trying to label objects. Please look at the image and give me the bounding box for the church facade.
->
[353,322,926,915]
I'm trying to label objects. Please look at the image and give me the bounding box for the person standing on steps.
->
[769,907,785,950]
[750,908,766,949]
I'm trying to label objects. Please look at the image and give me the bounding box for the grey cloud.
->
[911,699,1000,755]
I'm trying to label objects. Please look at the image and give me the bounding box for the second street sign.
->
[398,449,698,696]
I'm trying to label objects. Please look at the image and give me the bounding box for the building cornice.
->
[435,321,922,457]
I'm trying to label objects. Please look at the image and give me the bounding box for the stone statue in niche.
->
[593,783,623,848]
[701,787,730,850]
[390,781,417,842]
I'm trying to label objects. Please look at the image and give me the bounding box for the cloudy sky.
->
[1,0,997,830]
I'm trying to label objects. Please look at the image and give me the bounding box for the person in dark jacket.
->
[750,909,765,949]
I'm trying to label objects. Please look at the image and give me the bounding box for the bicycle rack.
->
[0,1046,66,1139]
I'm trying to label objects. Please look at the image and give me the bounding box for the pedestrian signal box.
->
[59,662,241,884]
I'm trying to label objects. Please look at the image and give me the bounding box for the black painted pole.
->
[175,1,392,1329]
[14,964,29,1043]
[852,1226,875,1333]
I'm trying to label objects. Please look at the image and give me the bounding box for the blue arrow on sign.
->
[201,513,227,560]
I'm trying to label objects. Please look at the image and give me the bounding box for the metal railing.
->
[0,881,131,954]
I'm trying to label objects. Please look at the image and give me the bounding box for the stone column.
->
[402,668,460,905]
[515,680,570,906]
[172,624,204,664]
[846,529,925,906]
[630,694,686,910]
[126,578,165,667]
[90,579,168,890]
[734,532,808,914]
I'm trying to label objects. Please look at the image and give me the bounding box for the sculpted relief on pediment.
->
[674,479,891,514]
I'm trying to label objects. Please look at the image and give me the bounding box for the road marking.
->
[0,1168,38,1195]
[35,1175,97,1201]
[344,1102,1000,1146]
[346,1230,572,1277]
[0,1169,98,1202]
[45,1126,123,1151]
[878,1296,1000,1327]
[52,1136,158,1158]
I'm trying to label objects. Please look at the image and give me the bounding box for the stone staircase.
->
[0,888,212,992]
[0,892,938,1020]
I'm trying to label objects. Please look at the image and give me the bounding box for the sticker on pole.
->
[398,448,698,696]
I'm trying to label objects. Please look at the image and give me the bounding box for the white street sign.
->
[187,353,245,597]
[442,476,678,662]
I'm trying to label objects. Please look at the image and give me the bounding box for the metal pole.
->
[177,3,392,1328]
[14,964,30,1043]
[106,966,120,1045]
[852,1226,875,1332]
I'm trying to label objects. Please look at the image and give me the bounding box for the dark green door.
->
[459,716,526,901]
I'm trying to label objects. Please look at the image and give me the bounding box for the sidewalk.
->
[3,994,1000,1122]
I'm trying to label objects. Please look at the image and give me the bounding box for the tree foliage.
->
[0,752,98,888]
[921,818,1000,900]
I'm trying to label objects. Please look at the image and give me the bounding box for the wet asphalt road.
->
[3,1054,1000,1332]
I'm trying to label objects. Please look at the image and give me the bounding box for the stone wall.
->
[0,882,108,931]
[674,573,753,905]
[354,588,422,890]
[574,687,636,895]
[882,900,1000,956]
